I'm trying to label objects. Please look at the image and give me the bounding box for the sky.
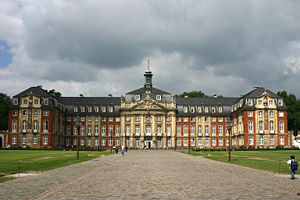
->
[1,0,300,98]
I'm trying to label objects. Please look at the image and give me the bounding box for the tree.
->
[0,93,11,130]
[176,91,208,98]
[48,89,62,97]
[277,91,300,130]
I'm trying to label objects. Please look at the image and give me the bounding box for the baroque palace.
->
[1,66,292,149]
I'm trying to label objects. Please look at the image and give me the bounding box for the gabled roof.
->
[176,97,239,106]
[242,87,280,98]
[126,87,170,95]
[13,86,53,98]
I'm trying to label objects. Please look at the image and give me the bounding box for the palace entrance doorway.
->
[144,140,152,149]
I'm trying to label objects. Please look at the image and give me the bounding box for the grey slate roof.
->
[242,87,280,98]
[14,86,53,98]
[176,97,239,106]
[126,87,170,95]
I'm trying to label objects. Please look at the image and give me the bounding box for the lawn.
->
[180,150,300,174]
[0,150,112,182]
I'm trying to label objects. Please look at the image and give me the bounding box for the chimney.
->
[37,85,42,89]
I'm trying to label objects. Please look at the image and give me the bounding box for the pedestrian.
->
[125,146,128,153]
[287,155,298,180]
[115,146,119,154]
[121,145,125,156]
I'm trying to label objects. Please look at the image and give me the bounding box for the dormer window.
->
[81,106,85,112]
[248,99,253,106]
[13,98,18,105]
[218,107,222,113]
[109,106,113,112]
[23,99,28,104]
[258,100,262,106]
[278,99,283,106]
[34,99,39,105]
[135,95,140,101]
[156,95,161,100]
[212,107,216,113]
[269,100,273,106]
[183,106,188,113]
[198,106,202,113]
[190,106,195,113]
[88,106,92,112]
[102,106,106,112]
[205,107,208,113]
[95,106,99,112]
[44,99,49,105]
[74,106,78,112]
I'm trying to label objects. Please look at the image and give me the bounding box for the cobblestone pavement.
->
[1,150,299,200]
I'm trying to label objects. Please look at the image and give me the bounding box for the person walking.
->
[287,155,298,180]
[121,145,125,156]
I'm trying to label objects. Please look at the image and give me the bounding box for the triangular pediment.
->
[130,98,167,111]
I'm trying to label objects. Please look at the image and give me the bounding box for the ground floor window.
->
[184,139,188,146]
[270,136,274,145]
[212,139,216,146]
[198,139,202,147]
[191,139,195,146]
[22,135,26,144]
[226,138,229,146]
[33,136,37,144]
[12,136,17,144]
[219,138,223,146]
[87,138,91,146]
[102,139,106,146]
[95,139,98,146]
[43,136,48,145]
[249,137,253,145]
[280,137,284,145]
[167,139,170,147]
[157,139,161,148]
[136,139,140,148]
[116,139,120,146]
[126,139,130,147]
[177,139,181,146]
[205,139,209,146]
[73,138,77,145]
[259,136,263,145]
[66,138,70,145]
[80,139,85,146]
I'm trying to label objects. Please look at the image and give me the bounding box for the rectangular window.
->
[13,98,18,105]
[167,115,171,121]
[102,139,106,146]
[116,117,120,122]
[183,125,188,134]
[95,106,99,112]
[270,136,274,145]
[205,125,209,136]
[279,121,284,132]
[135,95,140,101]
[270,111,274,117]
[135,115,140,121]
[259,111,263,117]
[258,100,262,105]
[198,139,202,147]
[279,112,284,117]
[177,125,181,134]
[157,125,162,134]
[198,125,202,136]
[81,125,85,135]
[13,110,18,116]
[12,120,17,130]
[87,139,91,146]
[102,117,106,122]
[80,106,85,112]
[43,120,48,131]
[177,139,181,146]
[74,106,78,112]
[116,125,120,134]
[249,137,253,145]
[126,125,130,135]
[269,100,273,106]
[81,117,85,122]
[177,117,181,122]
[167,125,171,136]
[33,136,37,144]
[23,110,27,116]
[109,106,113,112]
[135,125,140,134]
[22,136,26,144]
[80,139,85,146]
[157,115,162,121]
[43,136,48,145]
[101,106,106,112]
[219,139,223,146]
[259,121,263,131]
[212,139,216,146]
[218,117,223,122]
[248,121,253,132]
[146,125,151,135]
[102,125,106,134]
[205,139,209,146]
[191,125,195,134]
[270,121,274,132]
[73,138,77,145]
[126,116,130,122]
[88,125,92,135]
[88,107,92,112]
[248,111,253,117]
[212,117,216,122]
[95,125,99,135]
[183,117,188,122]
[74,126,78,135]
[205,117,209,122]
[212,126,216,135]
[184,139,188,146]
[198,117,202,122]
[88,116,92,121]
[95,139,98,146]
[109,117,113,122]
[191,117,195,122]
[191,139,195,146]
[218,125,223,134]
[12,136,17,144]
[259,136,263,145]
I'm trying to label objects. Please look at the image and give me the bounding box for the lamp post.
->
[293,120,300,142]
[75,116,80,160]
[110,129,113,153]
[226,117,233,161]
[188,130,191,154]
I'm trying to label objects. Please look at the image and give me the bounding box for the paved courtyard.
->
[0,150,299,200]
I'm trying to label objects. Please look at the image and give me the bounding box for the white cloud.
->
[1,0,300,97]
